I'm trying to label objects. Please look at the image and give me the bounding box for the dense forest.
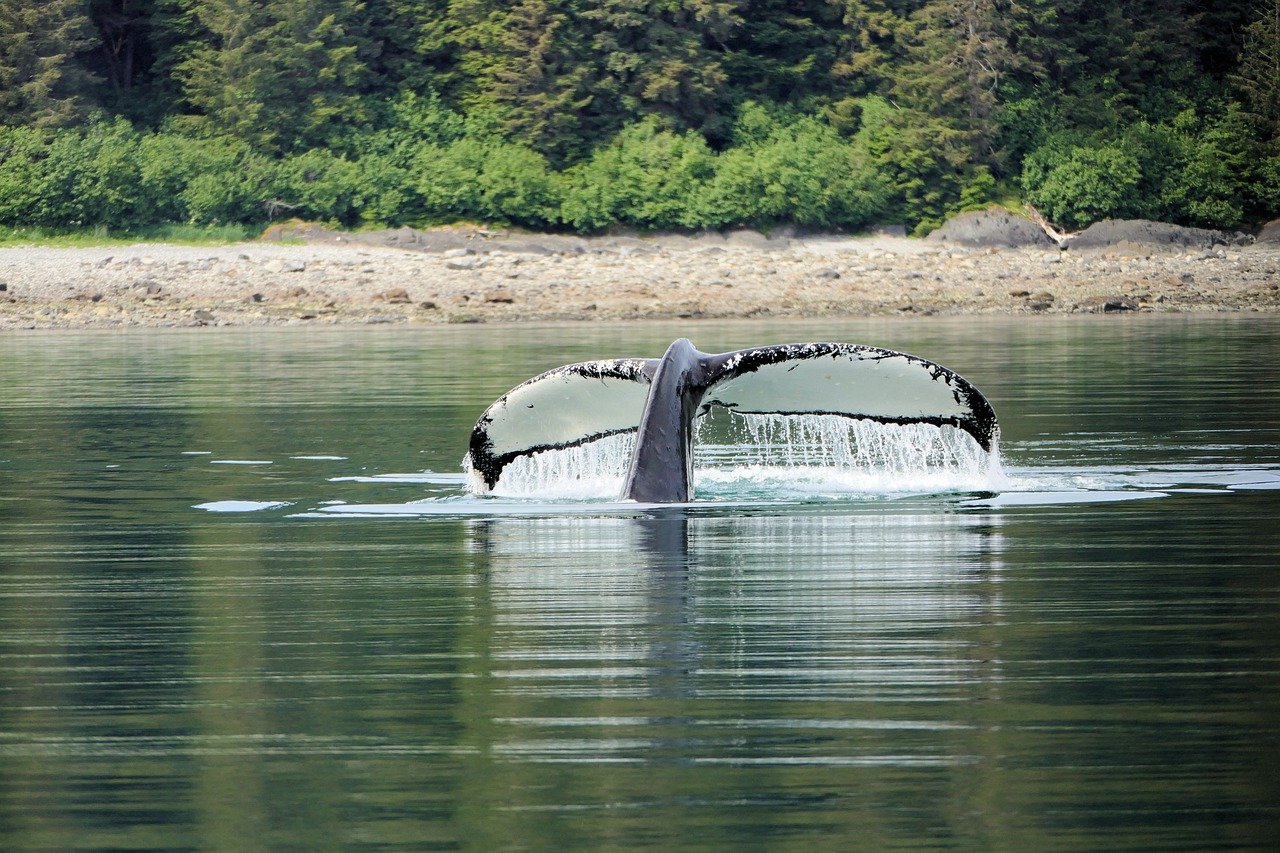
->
[1,0,1278,235]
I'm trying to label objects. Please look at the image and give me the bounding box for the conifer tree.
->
[581,0,744,136]
[0,0,99,127]
[449,0,597,161]
[89,0,153,95]
[174,0,374,151]
[1234,0,1280,139]
[720,0,849,108]
[365,0,453,96]
[895,0,1020,161]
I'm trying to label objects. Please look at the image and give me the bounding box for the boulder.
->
[1255,218,1280,244]
[926,209,1056,249]
[1067,219,1231,253]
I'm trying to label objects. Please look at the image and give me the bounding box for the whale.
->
[465,339,999,502]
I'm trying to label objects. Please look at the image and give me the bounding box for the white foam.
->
[468,414,1004,500]
[194,500,292,512]
[477,432,638,499]
[696,413,1005,495]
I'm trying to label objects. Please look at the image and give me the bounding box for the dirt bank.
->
[1,229,1277,329]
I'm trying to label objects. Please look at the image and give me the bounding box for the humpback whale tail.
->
[465,339,999,502]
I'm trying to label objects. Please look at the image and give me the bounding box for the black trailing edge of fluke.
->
[465,339,999,502]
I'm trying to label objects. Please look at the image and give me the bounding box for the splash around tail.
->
[464,339,1000,503]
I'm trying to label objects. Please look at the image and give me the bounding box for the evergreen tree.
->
[0,0,99,127]
[720,0,849,110]
[173,0,375,152]
[1234,0,1280,139]
[581,0,744,137]
[830,0,915,92]
[449,0,597,161]
[365,0,453,96]
[88,0,153,95]
[895,0,1021,162]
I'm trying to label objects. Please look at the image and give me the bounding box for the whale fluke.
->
[465,339,998,502]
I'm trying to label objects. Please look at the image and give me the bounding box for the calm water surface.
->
[2,316,1279,848]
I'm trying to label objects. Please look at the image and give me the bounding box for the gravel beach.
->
[2,226,1277,329]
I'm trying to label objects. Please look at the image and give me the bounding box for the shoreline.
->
[1,231,1277,330]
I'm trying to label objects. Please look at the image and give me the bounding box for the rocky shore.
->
[1,217,1277,330]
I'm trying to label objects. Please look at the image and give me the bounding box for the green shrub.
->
[561,120,715,231]
[696,106,888,229]
[1023,143,1142,229]
[853,97,976,234]
[1023,108,1257,230]
[0,126,48,227]
[274,149,363,224]
[181,145,276,225]
[8,120,148,228]
[413,137,559,227]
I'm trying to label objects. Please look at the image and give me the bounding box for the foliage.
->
[0,0,1274,233]
[696,104,888,229]
[561,120,715,230]
[0,0,99,127]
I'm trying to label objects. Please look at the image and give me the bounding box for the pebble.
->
[2,237,1278,329]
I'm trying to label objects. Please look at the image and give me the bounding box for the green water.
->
[2,317,1279,848]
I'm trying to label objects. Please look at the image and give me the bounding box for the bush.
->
[695,104,888,230]
[561,120,715,231]
[1023,141,1143,229]
[1022,108,1258,230]
[0,126,48,227]
[412,137,559,227]
[274,149,363,224]
[180,145,276,225]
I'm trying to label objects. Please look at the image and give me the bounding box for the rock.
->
[193,309,216,323]
[418,301,438,310]
[1068,219,1230,253]
[298,313,317,320]
[815,269,841,280]
[1256,219,1280,244]
[927,208,1056,248]
[280,285,308,298]
[378,287,412,304]
[1009,289,1031,297]
[1043,253,1062,264]
[501,235,588,256]
[263,259,306,273]
[0,283,6,291]
[1026,291,1055,311]
[446,257,484,271]
[1080,295,1140,313]
[724,229,775,250]
[483,289,516,304]
[442,248,473,258]
[869,224,908,238]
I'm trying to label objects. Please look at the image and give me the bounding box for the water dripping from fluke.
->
[470,414,1006,502]
[464,339,1000,503]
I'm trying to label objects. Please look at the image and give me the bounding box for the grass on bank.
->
[0,223,262,248]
